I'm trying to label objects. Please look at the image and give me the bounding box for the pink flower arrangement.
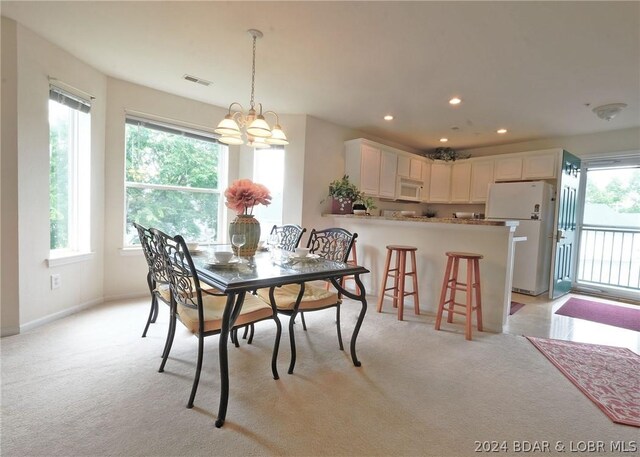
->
[224,179,272,215]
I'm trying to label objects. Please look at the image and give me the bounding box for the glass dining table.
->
[191,250,369,428]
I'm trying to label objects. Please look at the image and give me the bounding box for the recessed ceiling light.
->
[497,128,507,134]
[383,115,394,121]
[440,138,448,142]
[449,97,462,105]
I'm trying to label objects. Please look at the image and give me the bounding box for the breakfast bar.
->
[325,214,520,333]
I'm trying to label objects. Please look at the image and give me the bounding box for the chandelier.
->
[215,29,288,148]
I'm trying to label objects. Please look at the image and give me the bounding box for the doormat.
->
[510,301,525,315]
[527,337,640,427]
[555,298,640,332]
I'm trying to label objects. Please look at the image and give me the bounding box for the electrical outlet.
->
[50,274,61,290]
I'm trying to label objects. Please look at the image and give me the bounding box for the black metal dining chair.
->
[151,228,282,409]
[237,223,307,344]
[257,227,358,374]
[134,222,170,339]
[270,224,306,251]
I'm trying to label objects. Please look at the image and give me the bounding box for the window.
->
[253,147,284,234]
[49,87,91,255]
[124,117,228,247]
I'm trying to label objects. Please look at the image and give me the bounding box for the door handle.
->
[556,229,566,241]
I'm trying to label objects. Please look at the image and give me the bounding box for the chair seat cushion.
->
[257,283,340,311]
[155,284,171,303]
[177,294,273,334]
[155,280,221,304]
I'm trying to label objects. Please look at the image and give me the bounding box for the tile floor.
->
[504,291,640,353]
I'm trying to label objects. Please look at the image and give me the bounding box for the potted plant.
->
[325,175,361,214]
[425,147,471,162]
[353,195,377,215]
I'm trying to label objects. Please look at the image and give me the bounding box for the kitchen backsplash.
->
[372,198,485,218]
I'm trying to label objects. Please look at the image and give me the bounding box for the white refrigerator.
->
[485,181,555,296]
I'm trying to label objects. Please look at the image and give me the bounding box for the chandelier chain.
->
[250,35,257,110]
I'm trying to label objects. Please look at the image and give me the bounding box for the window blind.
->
[49,86,91,113]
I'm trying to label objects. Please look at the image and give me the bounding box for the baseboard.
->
[103,292,147,303]
[1,326,21,337]
[19,297,104,333]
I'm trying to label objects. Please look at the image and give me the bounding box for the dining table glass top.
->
[191,250,369,293]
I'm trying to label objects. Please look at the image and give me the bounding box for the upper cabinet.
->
[398,155,423,180]
[379,150,398,198]
[494,157,523,181]
[344,139,381,196]
[429,162,452,203]
[450,162,472,202]
[494,149,560,182]
[345,138,404,199]
[522,152,557,179]
[469,160,495,203]
[421,161,431,202]
[345,141,562,205]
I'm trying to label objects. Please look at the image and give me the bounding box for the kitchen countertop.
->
[325,213,518,227]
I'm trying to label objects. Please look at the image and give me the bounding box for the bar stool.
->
[435,252,483,340]
[376,245,419,320]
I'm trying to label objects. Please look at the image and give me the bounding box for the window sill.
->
[47,251,95,267]
[120,247,143,256]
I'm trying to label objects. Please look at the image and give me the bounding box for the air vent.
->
[183,74,212,87]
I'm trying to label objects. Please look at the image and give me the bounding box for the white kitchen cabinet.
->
[494,157,523,181]
[470,160,495,202]
[397,155,423,180]
[379,150,398,198]
[421,161,431,202]
[429,162,451,202]
[344,139,381,196]
[409,158,422,180]
[450,162,472,202]
[523,153,557,179]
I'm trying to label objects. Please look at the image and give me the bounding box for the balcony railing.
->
[577,225,640,290]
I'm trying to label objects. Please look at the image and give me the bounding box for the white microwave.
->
[396,178,422,201]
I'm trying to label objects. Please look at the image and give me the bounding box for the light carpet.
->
[2,298,639,457]
[527,337,640,427]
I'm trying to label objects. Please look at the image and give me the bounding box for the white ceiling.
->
[3,1,639,151]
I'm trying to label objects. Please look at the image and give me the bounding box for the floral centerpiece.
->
[224,178,272,215]
[225,179,272,256]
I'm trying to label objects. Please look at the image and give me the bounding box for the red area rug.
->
[510,301,525,315]
[527,337,640,427]
[555,298,640,332]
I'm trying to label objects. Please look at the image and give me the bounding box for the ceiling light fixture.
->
[440,138,448,142]
[215,29,288,148]
[449,97,462,105]
[497,128,507,134]
[384,115,394,121]
[592,103,627,121]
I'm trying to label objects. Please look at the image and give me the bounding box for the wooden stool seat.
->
[435,251,483,340]
[376,245,419,320]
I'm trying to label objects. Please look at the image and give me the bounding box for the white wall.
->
[2,20,107,333]
[1,17,20,336]
[462,127,640,158]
